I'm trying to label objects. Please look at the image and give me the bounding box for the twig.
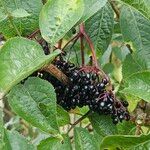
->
[3,108,14,117]
[58,39,63,49]
[67,111,91,133]
[109,0,120,19]
[43,64,69,85]
[62,33,80,51]
[27,29,40,39]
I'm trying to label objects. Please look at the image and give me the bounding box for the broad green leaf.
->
[122,54,147,79]
[121,71,150,102]
[100,134,150,150]
[4,130,35,150]
[81,0,107,22]
[85,2,114,55]
[119,0,150,20]
[120,6,150,70]
[39,0,84,45]
[11,8,31,18]
[74,127,99,150]
[57,105,70,127]
[38,135,72,150]
[0,37,61,96]
[117,121,136,135]
[7,77,59,135]
[0,0,42,38]
[89,113,118,137]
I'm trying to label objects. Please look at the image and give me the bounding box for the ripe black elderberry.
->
[40,58,130,124]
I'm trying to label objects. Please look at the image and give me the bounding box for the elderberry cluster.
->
[41,59,130,124]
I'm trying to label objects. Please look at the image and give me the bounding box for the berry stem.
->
[80,34,85,66]
[79,23,111,87]
[79,23,98,68]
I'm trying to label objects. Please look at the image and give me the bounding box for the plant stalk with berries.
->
[39,23,130,124]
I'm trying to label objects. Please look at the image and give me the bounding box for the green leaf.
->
[125,94,141,112]
[121,71,150,102]
[7,77,59,135]
[11,8,31,18]
[100,46,112,67]
[38,135,72,150]
[0,0,42,38]
[74,127,99,150]
[120,6,150,70]
[39,0,84,45]
[119,0,150,20]
[81,0,107,22]
[122,54,147,79]
[0,37,61,96]
[4,130,35,150]
[57,105,70,127]
[100,134,150,150]
[117,121,136,135]
[89,113,118,137]
[85,2,114,55]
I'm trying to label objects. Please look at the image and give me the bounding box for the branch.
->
[109,0,120,19]
[27,29,40,39]
[62,33,80,51]
[58,39,63,49]
[67,111,91,133]
[43,64,69,85]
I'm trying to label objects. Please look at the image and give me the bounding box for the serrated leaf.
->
[120,6,150,70]
[89,113,118,137]
[57,105,70,127]
[122,54,147,79]
[74,127,99,150]
[39,0,84,45]
[100,134,150,150]
[0,37,61,95]
[85,2,114,55]
[0,0,42,38]
[117,121,136,135]
[121,71,150,102]
[81,0,107,22]
[11,8,31,18]
[38,135,72,150]
[4,130,35,150]
[7,77,59,135]
[119,0,150,20]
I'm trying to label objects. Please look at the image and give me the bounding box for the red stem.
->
[80,35,85,66]
[79,23,98,68]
